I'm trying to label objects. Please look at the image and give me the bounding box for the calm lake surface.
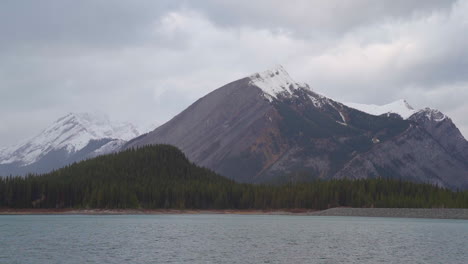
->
[1,214,467,264]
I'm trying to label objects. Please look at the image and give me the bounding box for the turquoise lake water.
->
[0,214,467,263]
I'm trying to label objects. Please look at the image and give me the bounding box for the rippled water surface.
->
[1,214,467,263]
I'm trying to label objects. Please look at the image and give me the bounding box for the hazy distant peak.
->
[61,112,110,125]
[0,112,140,166]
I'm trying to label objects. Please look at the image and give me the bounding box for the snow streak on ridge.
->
[0,113,140,166]
[249,65,304,101]
[344,99,416,119]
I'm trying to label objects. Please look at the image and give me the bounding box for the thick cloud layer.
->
[1,0,467,146]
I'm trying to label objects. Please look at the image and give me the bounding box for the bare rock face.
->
[126,66,468,189]
[333,125,468,190]
[409,108,468,164]
[126,77,276,182]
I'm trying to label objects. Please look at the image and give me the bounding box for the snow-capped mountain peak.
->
[56,113,139,141]
[415,108,447,122]
[249,65,306,101]
[0,112,140,166]
[344,99,417,119]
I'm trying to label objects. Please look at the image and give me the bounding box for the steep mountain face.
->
[0,113,140,176]
[332,124,468,189]
[127,75,274,182]
[409,108,468,163]
[126,66,468,189]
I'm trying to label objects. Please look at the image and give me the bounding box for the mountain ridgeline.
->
[0,113,140,176]
[126,66,468,190]
[1,66,467,191]
[1,145,467,209]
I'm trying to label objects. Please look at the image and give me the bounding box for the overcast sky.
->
[1,0,467,146]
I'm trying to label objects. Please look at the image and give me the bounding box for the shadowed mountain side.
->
[333,125,468,190]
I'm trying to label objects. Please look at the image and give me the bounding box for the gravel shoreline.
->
[308,208,468,220]
[1,208,467,219]
[0,209,315,215]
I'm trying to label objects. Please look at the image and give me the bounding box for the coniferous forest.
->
[0,145,467,210]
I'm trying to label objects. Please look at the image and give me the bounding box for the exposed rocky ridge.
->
[126,66,468,189]
[409,108,468,164]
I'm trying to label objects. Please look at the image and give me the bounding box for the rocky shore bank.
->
[309,208,468,219]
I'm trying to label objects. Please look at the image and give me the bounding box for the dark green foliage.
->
[0,145,467,209]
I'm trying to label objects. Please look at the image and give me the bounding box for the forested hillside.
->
[1,145,467,209]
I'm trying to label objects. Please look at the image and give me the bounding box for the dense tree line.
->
[0,145,467,209]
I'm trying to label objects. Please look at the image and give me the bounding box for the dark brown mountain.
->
[125,66,468,189]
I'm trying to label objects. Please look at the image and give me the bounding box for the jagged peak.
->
[250,65,290,79]
[248,65,306,101]
[54,112,139,139]
[413,107,447,122]
[0,112,140,166]
[57,112,111,126]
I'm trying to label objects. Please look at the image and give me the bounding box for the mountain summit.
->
[249,65,307,101]
[126,66,468,189]
[0,112,140,175]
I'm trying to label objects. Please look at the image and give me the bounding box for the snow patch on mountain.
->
[308,94,329,108]
[249,65,304,101]
[0,113,140,166]
[344,99,417,119]
[416,108,447,122]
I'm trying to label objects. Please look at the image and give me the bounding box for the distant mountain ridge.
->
[126,65,468,190]
[0,112,140,176]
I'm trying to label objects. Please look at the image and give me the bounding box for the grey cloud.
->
[0,0,177,51]
[196,0,457,37]
[292,1,468,99]
[0,0,467,146]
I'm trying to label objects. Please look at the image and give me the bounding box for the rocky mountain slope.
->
[409,108,468,163]
[0,113,140,176]
[126,66,468,190]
